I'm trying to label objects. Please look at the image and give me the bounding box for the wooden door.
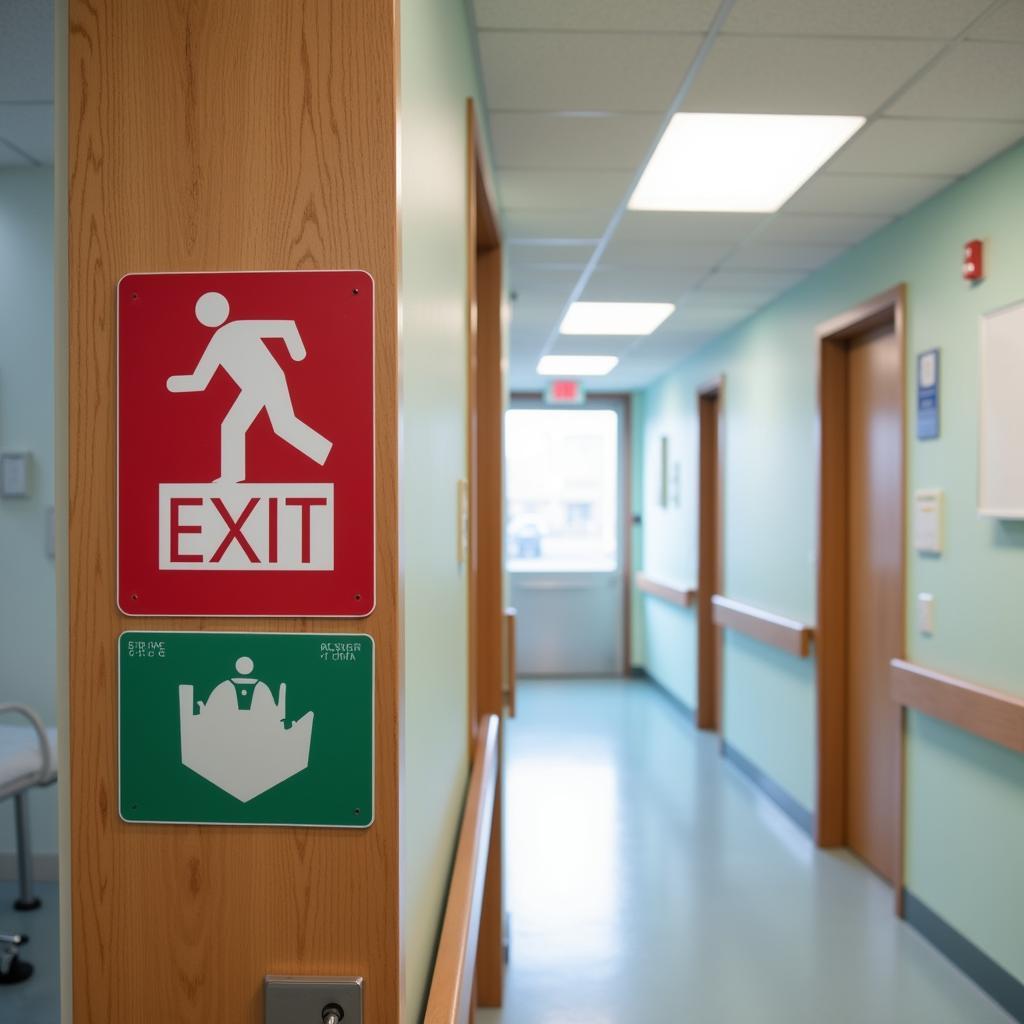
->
[696,381,722,731]
[845,326,903,882]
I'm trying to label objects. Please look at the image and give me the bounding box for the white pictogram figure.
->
[167,292,333,484]
[179,655,314,802]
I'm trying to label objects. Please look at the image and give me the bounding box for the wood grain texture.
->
[814,286,906,884]
[711,596,814,658]
[424,715,500,1024]
[697,380,723,732]
[635,571,696,608]
[845,324,902,883]
[467,99,506,1009]
[815,327,850,847]
[67,3,401,1021]
[891,660,1024,754]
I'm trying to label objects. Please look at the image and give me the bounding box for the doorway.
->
[817,287,906,886]
[696,379,723,732]
[506,395,629,677]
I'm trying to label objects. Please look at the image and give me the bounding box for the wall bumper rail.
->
[635,571,696,608]
[424,713,500,1024]
[711,595,814,658]
[890,658,1024,754]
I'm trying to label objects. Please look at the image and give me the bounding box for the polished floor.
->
[478,678,1013,1024]
[0,879,59,1022]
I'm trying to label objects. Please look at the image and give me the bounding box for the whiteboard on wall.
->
[979,300,1024,518]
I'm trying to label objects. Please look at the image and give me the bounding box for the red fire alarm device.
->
[963,239,984,281]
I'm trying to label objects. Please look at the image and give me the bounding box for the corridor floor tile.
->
[477,678,1014,1024]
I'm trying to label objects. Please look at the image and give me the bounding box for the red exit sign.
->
[545,379,586,405]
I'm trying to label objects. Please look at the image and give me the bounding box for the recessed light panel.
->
[559,302,675,336]
[537,355,619,377]
[629,113,865,213]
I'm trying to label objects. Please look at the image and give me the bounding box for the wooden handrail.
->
[505,608,517,718]
[424,714,501,1024]
[635,571,696,608]
[891,659,1024,754]
[711,595,814,658]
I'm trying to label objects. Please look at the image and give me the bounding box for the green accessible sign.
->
[119,632,373,828]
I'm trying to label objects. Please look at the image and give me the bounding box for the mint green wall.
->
[638,139,1024,982]
[400,2,486,1020]
[0,167,57,867]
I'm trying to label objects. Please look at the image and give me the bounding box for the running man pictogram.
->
[166,291,333,484]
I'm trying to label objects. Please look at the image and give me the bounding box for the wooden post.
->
[67,2,402,1020]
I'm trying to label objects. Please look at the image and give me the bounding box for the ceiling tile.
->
[699,268,808,293]
[601,238,735,269]
[0,103,53,163]
[548,336,635,356]
[473,0,720,32]
[887,42,1024,121]
[782,172,954,216]
[0,139,32,168]
[504,207,613,239]
[500,169,632,212]
[828,117,1024,175]
[968,0,1024,42]
[479,31,703,113]
[615,210,767,244]
[582,265,702,301]
[508,241,598,266]
[724,0,991,39]
[507,267,581,307]
[757,213,891,245]
[0,0,53,103]
[491,112,662,171]
[657,306,753,334]
[682,36,942,115]
[725,241,847,271]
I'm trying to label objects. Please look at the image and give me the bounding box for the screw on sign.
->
[117,271,375,617]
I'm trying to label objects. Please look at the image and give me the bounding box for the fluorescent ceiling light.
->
[629,113,865,213]
[559,301,675,336]
[537,355,619,377]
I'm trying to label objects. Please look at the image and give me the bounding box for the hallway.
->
[479,679,1013,1024]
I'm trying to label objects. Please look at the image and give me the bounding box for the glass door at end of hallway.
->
[506,396,627,677]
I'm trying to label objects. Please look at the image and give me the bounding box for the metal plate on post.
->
[265,975,363,1024]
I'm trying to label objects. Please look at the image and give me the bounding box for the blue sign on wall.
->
[917,349,940,440]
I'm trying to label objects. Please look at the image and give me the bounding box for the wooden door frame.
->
[696,377,724,732]
[815,284,907,908]
[466,98,506,1006]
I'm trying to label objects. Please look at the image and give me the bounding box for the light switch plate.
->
[913,488,943,555]
[265,975,362,1024]
[0,452,30,498]
[917,593,935,636]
